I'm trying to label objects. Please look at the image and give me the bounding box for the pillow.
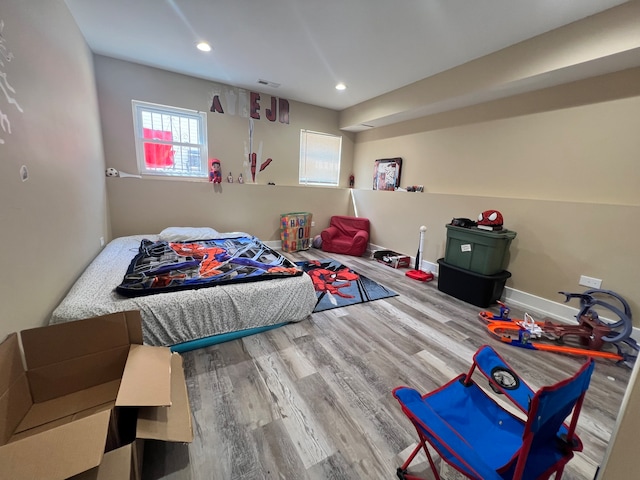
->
[158,227,220,242]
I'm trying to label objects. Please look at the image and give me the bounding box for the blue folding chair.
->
[393,345,594,480]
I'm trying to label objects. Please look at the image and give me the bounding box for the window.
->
[132,100,208,177]
[299,130,342,186]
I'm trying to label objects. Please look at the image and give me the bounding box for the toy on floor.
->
[406,225,434,282]
[479,289,638,367]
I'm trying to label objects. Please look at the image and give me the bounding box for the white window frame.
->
[132,100,208,178]
[299,129,342,186]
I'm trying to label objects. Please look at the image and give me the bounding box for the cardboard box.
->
[372,249,411,269]
[0,311,193,480]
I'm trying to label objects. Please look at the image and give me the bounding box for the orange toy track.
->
[482,318,624,361]
[477,293,639,364]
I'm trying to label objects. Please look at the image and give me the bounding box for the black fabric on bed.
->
[116,236,302,297]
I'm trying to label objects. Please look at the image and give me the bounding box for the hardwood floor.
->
[142,249,630,480]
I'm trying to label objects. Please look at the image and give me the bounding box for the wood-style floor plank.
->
[143,249,631,480]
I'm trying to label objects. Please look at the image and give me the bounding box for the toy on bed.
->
[49,227,317,351]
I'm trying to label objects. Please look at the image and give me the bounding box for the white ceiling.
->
[64,0,629,112]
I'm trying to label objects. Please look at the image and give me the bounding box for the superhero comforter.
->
[116,236,302,297]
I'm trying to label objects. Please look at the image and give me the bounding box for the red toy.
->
[406,225,434,282]
[479,290,639,366]
[209,159,222,183]
[477,209,504,231]
[320,216,370,256]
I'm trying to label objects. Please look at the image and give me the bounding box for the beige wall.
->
[94,55,355,240]
[351,71,640,325]
[0,0,109,339]
[106,180,350,241]
[598,354,640,479]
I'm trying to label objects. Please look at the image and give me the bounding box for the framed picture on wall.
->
[373,157,402,191]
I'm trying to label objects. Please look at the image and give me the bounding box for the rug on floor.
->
[296,258,398,312]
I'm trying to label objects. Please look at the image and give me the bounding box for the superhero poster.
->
[373,157,402,191]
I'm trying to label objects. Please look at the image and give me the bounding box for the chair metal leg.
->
[397,428,441,480]
[419,435,441,480]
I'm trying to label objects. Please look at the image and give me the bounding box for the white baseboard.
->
[369,243,640,341]
[503,287,640,342]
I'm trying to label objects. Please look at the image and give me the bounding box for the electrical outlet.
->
[579,275,602,289]
[100,237,105,247]
[311,221,315,227]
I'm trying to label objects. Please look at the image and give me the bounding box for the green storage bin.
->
[444,224,517,275]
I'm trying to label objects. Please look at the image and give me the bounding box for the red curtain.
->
[143,128,174,167]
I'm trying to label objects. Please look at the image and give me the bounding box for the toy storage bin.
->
[280,212,312,252]
[437,258,511,308]
[444,225,517,275]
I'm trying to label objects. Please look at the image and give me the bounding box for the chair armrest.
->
[474,345,536,415]
[321,226,340,241]
[353,230,369,244]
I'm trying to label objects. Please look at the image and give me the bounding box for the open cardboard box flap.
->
[69,442,135,480]
[116,344,172,407]
[136,353,193,442]
[0,311,193,480]
[0,407,112,480]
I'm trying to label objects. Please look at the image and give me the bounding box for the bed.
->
[49,231,318,351]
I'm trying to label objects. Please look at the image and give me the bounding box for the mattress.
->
[50,235,318,347]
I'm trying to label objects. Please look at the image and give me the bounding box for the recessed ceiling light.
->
[196,42,211,52]
[335,83,347,91]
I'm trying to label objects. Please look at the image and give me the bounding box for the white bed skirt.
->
[50,235,317,346]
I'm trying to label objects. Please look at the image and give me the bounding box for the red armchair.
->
[320,216,370,256]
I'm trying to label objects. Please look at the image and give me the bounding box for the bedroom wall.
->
[94,55,355,240]
[349,69,640,325]
[343,2,640,324]
[0,0,109,339]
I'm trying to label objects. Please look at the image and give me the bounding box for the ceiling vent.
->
[257,79,280,88]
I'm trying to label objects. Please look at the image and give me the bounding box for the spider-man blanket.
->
[116,236,302,297]
[296,259,398,312]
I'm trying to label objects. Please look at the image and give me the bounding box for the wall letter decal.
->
[279,98,289,124]
[250,92,260,119]
[206,85,289,124]
[265,96,277,122]
[238,89,249,118]
[210,95,224,113]
[224,89,237,115]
